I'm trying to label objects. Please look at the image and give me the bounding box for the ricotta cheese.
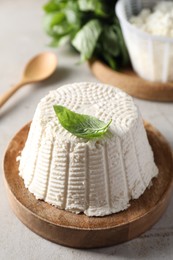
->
[19,82,158,216]
[130,1,173,37]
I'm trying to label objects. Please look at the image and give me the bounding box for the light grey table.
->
[0,1,173,259]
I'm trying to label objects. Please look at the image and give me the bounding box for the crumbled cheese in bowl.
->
[130,1,173,37]
[116,0,173,82]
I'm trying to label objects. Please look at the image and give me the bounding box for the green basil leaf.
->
[43,12,65,36]
[53,105,112,139]
[43,0,68,13]
[72,19,102,60]
[49,34,70,47]
[78,0,107,17]
[101,26,120,57]
[114,24,130,66]
[102,52,118,70]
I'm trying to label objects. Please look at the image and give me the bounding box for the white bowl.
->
[116,0,173,82]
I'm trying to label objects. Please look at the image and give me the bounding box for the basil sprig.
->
[43,0,130,70]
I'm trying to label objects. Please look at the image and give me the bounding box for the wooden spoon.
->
[0,52,57,108]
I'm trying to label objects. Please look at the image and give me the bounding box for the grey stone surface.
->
[0,1,173,259]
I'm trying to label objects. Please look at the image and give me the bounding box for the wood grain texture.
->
[89,60,173,102]
[3,122,173,248]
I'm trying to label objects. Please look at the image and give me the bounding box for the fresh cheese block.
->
[19,82,158,216]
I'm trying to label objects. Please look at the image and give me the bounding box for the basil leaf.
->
[114,24,130,66]
[53,105,112,139]
[78,0,108,17]
[49,35,70,47]
[102,52,118,70]
[101,26,120,57]
[43,12,65,37]
[72,19,102,61]
[43,0,68,13]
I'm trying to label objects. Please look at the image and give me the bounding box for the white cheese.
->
[130,1,173,37]
[19,82,158,216]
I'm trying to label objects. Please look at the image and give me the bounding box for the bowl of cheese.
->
[116,0,173,82]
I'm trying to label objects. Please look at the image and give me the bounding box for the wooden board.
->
[89,60,173,102]
[3,122,173,248]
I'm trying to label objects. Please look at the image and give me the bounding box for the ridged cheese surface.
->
[19,82,158,216]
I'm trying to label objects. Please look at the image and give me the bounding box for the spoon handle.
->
[0,80,26,108]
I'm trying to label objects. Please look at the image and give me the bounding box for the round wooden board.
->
[89,60,173,102]
[3,122,173,248]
